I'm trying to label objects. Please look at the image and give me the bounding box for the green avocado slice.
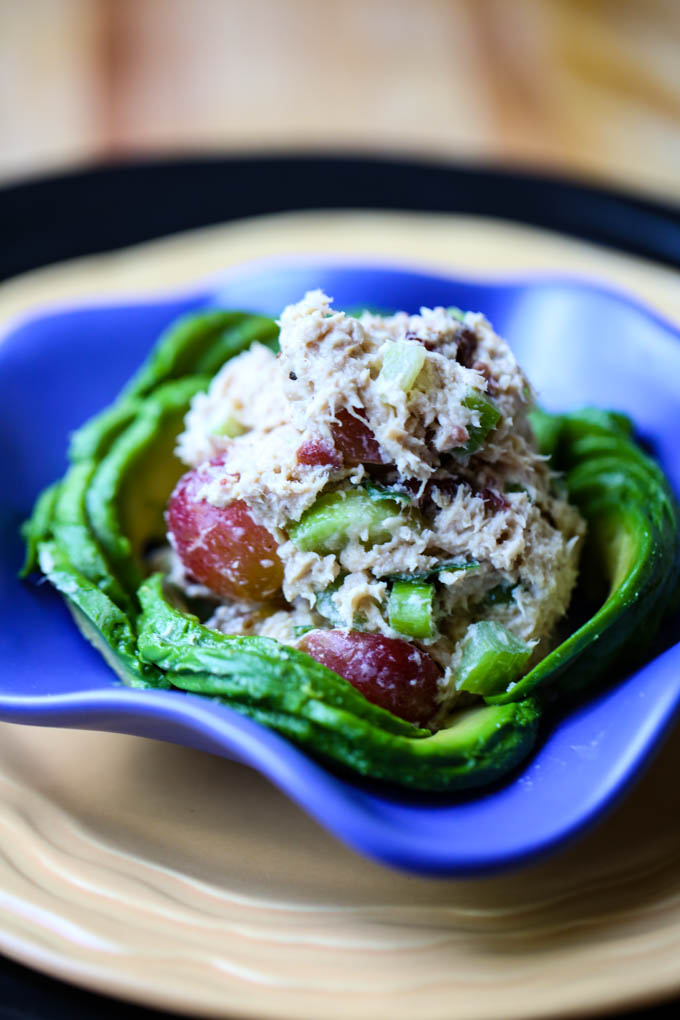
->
[19,479,60,577]
[50,460,134,613]
[122,310,279,399]
[209,697,540,792]
[86,375,208,596]
[37,541,166,689]
[68,399,141,464]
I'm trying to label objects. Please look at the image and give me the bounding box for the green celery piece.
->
[458,392,502,454]
[457,621,533,696]
[211,415,247,438]
[288,488,404,554]
[388,580,435,639]
[377,341,426,393]
[446,306,466,322]
[19,480,60,577]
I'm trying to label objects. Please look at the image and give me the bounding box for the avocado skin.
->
[20,309,680,792]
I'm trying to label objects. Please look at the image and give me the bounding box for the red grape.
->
[331,409,384,465]
[297,438,343,468]
[299,629,440,725]
[166,464,283,600]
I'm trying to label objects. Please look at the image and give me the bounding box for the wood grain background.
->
[1,0,679,199]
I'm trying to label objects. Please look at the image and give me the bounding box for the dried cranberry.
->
[455,328,478,368]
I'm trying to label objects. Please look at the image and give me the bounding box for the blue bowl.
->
[1,259,679,875]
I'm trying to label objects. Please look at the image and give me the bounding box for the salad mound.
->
[166,292,584,728]
[21,296,680,791]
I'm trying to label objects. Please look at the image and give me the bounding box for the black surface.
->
[1,154,680,284]
[1,154,680,1019]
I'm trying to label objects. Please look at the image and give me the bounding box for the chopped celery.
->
[388,580,435,639]
[292,625,314,638]
[457,392,502,455]
[456,621,532,696]
[212,415,247,438]
[288,488,403,554]
[446,306,466,322]
[378,341,426,393]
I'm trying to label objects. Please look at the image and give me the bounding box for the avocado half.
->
[21,310,680,792]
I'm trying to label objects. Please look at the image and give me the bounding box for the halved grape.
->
[299,629,440,725]
[166,463,283,600]
[331,409,384,465]
[296,438,343,468]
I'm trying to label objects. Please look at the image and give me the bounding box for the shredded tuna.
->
[172,291,586,711]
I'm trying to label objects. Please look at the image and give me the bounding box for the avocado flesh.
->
[85,376,208,596]
[21,310,680,792]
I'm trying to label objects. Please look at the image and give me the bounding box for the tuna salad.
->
[164,291,585,728]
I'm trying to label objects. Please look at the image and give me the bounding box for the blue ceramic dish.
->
[1,260,679,875]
